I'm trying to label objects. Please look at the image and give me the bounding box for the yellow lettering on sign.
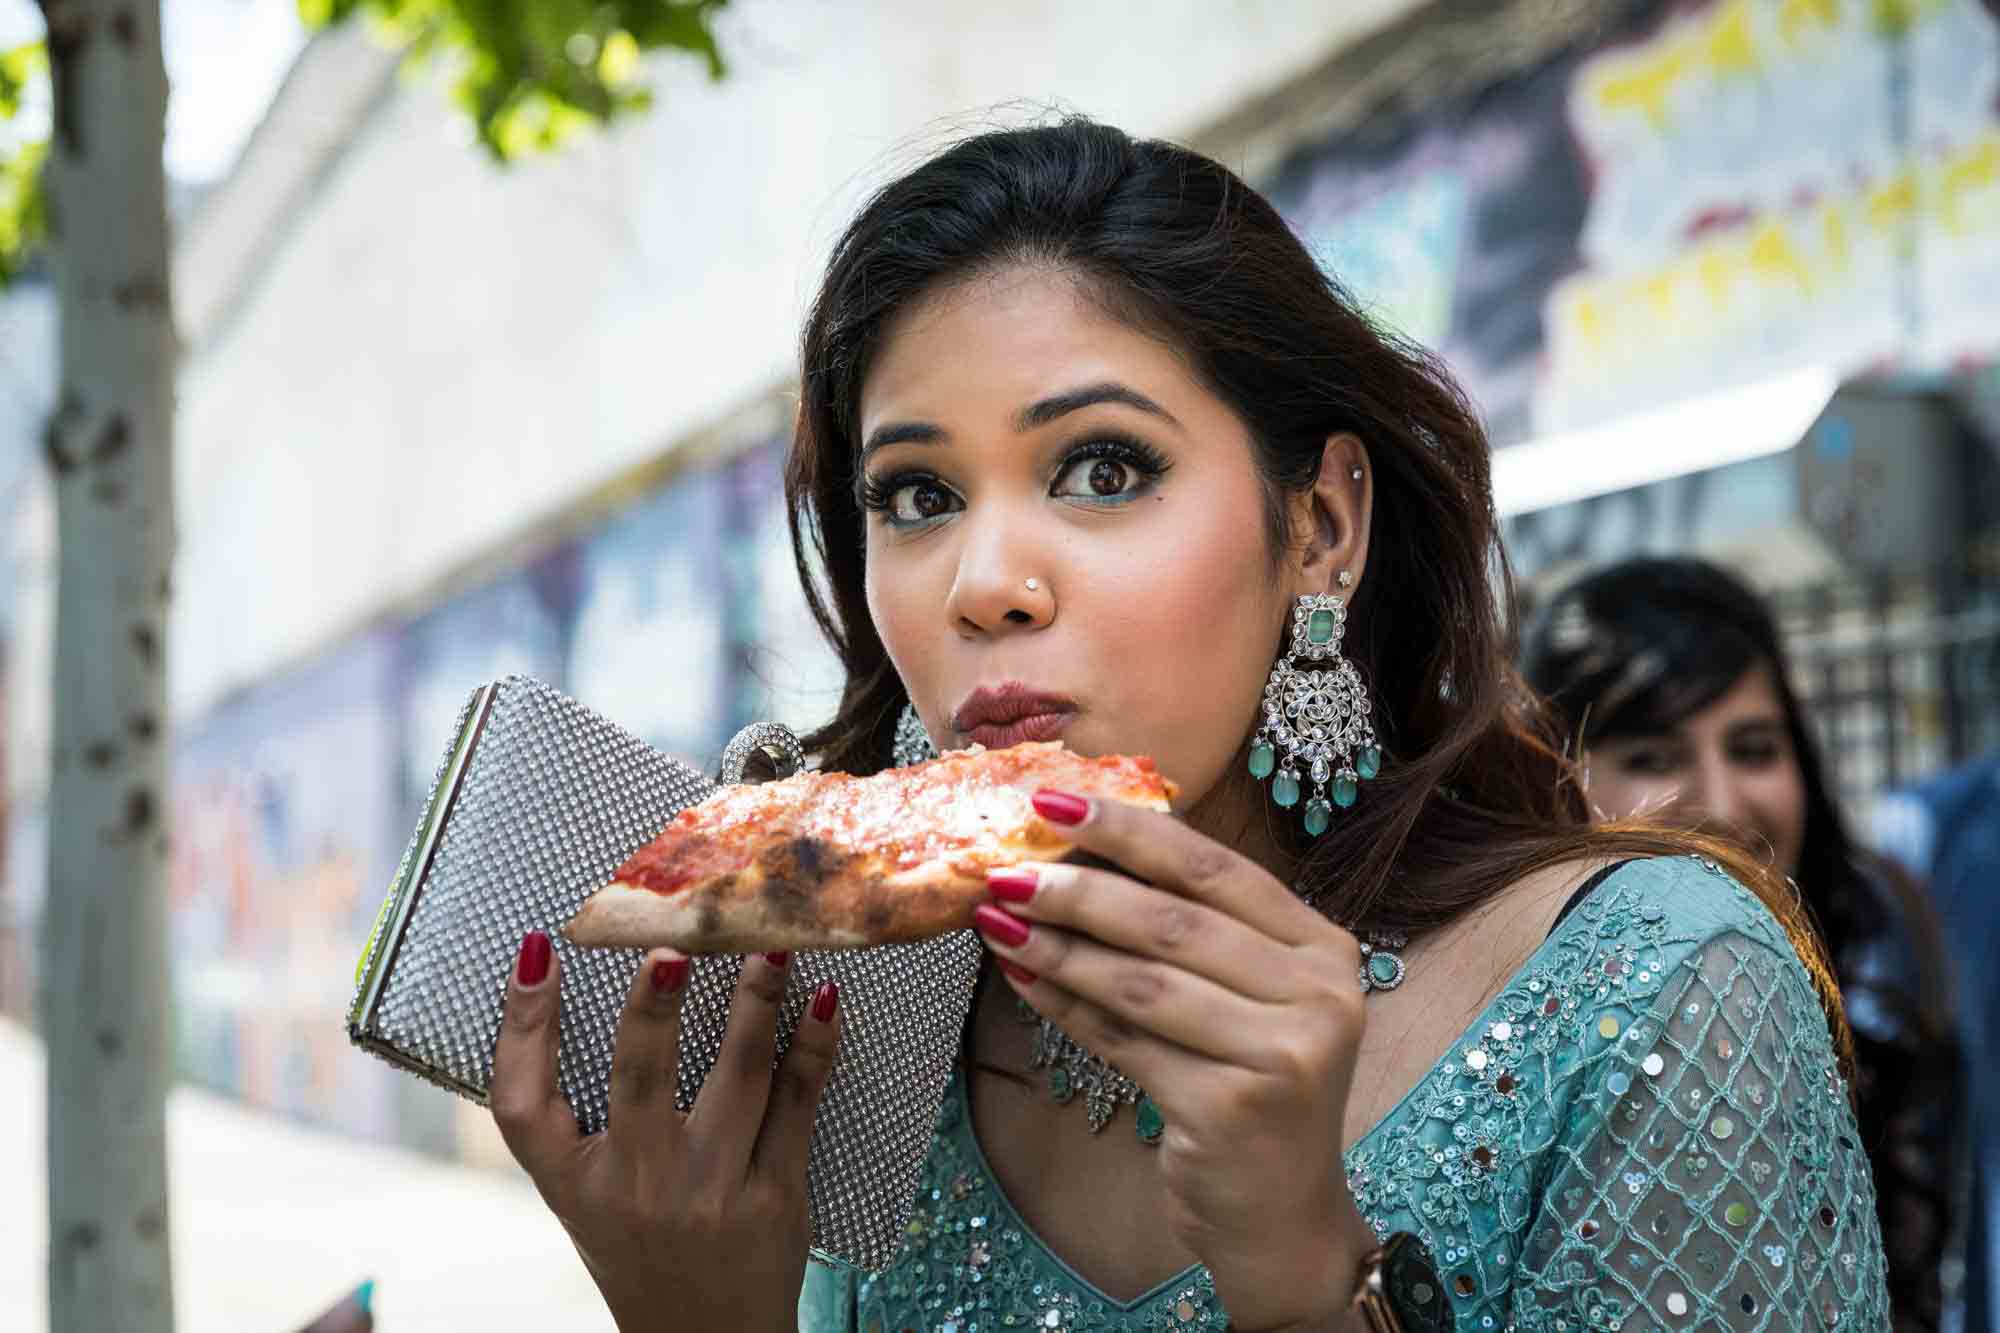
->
[1697,246,1743,308]
[1822,203,1851,273]
[1571,293,1610,350]
[1780,0,1842,45]
[1706,0,1761,76]
[1595,41,1694,128]
[1866,171,1919,230]
[1642,271,1678,319]
[1939,134,1999,234]
[1748,221,1812,293]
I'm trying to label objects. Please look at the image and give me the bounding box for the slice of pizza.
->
[562,742,1177,954]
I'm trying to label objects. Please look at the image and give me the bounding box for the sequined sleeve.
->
[797,1256,859,1333]
[1511,928,1891,1330]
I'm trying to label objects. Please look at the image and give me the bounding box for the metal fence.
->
[1777,559,2000,819]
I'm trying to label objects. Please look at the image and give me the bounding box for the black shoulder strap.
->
[1547,858,1642,940]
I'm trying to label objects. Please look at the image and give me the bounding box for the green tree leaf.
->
[303,0,729,162]
[0,41,48,287]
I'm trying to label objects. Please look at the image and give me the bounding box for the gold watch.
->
[1351,1232,1450,1333]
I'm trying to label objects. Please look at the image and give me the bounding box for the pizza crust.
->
[562,742,1177,954]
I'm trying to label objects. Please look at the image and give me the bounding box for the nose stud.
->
[1024,578,1041,592]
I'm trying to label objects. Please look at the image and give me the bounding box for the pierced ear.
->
[1294,433,1372,596]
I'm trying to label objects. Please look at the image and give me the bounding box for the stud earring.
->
[1247,594,1382,836]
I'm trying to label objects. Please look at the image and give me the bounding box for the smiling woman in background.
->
[488,122,1891,1333]
[1522,556,1966,1333]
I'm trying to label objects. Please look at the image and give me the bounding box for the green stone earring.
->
[1247,589,1382,836]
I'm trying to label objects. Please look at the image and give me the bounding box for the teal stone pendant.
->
[1303,798,1332,836]
[1358,934,1409,993]
[1135,1096,1166,1143]
[1247,741,1276,780]
[1251,592,1383,839]
[1048,1066,1074,1103]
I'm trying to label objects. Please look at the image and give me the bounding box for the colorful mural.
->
[151,436,838,1156]
[1541,0,2000,431]
[169,629,415,1144]
[1265,0,2000,444]
[46,0,2000,1164]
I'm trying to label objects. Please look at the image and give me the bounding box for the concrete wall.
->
[156,0,1422,731]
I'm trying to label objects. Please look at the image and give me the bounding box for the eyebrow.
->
[859,380,1181,464]
[1014,381,1181,432]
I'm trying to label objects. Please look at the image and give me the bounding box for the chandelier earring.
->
[1246,588,1382,837]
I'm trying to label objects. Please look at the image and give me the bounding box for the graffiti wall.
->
[1265,0,2000,445]
[157,439,836,1156]
[73,0,2000,1164]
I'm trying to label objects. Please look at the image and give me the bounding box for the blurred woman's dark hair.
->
[781,116,1845,1035]
[1520,556,1964,1333]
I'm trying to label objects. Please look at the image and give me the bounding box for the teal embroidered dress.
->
[797,857,1892,1332]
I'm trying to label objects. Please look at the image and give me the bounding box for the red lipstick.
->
[952,682,1078,750]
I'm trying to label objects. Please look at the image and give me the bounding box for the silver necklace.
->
[1015,931,1410,1143]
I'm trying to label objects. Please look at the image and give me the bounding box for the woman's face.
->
[1583,662,1809,875]
[856,266,1348,811]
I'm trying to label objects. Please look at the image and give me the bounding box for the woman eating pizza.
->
[487,118,1892,1333]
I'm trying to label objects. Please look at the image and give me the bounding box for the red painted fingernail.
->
[811,980,840,1023]
[516,931,551,987]
[651,957,689,994]
[987,868,1039,903]
[973,903,1031,948]
[998,959,1039,987]
[1032,790,1091,826]
[764,951,791,968]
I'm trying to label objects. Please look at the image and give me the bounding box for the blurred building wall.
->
[3,0,1998,1160]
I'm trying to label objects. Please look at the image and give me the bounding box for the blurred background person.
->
[1876,750,2000,1333]
[1521,556,1970,1333]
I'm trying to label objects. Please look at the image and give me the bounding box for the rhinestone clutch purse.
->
[346,675,982,1271]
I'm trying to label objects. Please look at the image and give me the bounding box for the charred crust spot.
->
[131,623,158,667]
[862,898,895,936]
[111,10,137,44]
[755,837,848,929]
[134,1208,164,1239]
[125,787,154,834]
[83,741,117,769]
[127,713,159,743]
[96,1028,121,1057]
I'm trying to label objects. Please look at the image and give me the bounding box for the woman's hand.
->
[491,935,842,1333]
[976,791,1376,1333]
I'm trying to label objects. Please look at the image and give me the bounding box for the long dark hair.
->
[782,117,1840,1020]
[1520,556,1958,1331]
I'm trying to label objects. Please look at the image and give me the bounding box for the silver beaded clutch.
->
[345,675,982,1272]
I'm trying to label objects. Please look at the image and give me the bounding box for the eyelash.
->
[857,433,1173,527]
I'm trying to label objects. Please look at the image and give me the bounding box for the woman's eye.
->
[892,480,956,522]
[1617,749,1677,776]
[1053,457,1137,500]
[1729,740,1781,768]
